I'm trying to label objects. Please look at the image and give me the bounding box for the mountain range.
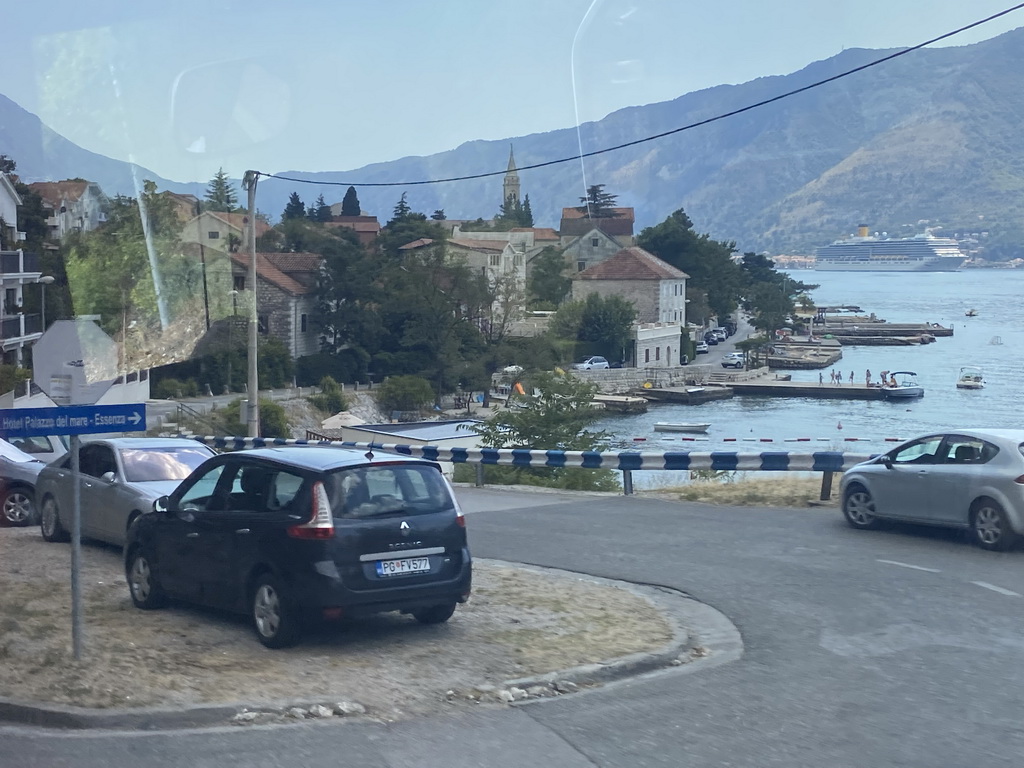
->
[3,27,1023,256]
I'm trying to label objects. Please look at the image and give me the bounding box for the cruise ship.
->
[814,226,966,272]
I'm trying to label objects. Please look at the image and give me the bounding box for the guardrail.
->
[187,435,877,500]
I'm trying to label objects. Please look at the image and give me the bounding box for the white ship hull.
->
[814,257,964,272]
[814,230,966,272]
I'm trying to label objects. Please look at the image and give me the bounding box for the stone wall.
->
[569,364,714,393]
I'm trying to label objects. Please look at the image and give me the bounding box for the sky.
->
[3,1,1023,184]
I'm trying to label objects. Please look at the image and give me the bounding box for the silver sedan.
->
[37,437,215,547]
[841,428,1024,551]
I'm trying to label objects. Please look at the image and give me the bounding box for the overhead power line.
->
[257,3,1024,189]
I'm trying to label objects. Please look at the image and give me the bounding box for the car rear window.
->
[327,464,455,519]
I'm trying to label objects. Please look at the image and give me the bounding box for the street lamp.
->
[37,275,55,330]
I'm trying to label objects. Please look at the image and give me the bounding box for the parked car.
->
[712,328,728,341]
[695,342,710,354]
[573,356,610,370]
[124,446,472,648]
[703,334,718,345]
[721,353,744,369]
[841,429,1024,551]
[6,435,68,464]
[0,439,47,527]
[38,437,216,547]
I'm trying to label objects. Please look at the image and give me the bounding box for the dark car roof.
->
[232,446,437,472]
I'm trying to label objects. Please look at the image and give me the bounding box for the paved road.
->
[5,489,1024,767]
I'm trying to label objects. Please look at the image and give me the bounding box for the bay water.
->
[595,269,1024,485]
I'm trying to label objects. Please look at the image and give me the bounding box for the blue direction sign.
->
[0,403,147,439]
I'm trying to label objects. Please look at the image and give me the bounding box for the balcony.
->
[0,250,41,276]
[1,313,42,342]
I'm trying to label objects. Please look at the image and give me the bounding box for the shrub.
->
[308,376,348,415]
[151,377,199,400]
[220,398,290,438]
[375,375,434,414]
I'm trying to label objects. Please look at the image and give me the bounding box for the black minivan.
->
[124,447,472,647]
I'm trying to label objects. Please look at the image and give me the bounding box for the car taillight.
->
[287,481,335,539]
[456,508,466,528]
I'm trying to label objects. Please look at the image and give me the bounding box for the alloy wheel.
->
[3,492,32,524]
[130,556,152,602]
[253,584,281,638]
[974,506,1003,546]
[845,490,877,527]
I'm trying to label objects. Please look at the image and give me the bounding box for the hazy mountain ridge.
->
[3,28,1023,255]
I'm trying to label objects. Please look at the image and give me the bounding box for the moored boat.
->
[956,366,985,390]
[883,371,924,399]
[654,422,711,433]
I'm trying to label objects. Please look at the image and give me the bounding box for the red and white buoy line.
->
[631,436,908,443]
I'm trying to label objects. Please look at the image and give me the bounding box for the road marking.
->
[971,581,1022,597]
[876,559,941,573]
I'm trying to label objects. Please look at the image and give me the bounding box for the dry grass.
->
[648,473,835,507]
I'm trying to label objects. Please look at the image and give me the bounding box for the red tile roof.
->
[510,227,560,240]
[575,247,690,281]
[207,211,272,237]
[449,238,506,252]
[325,220,380,234]
[261,252,322,273]
[27,180,93,206]
[229,252,310,295]
[398,238,435,250]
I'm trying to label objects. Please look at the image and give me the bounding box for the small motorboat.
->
[965,309,978,317]
[654,422,711,434]
[883,371,924,399]
[956,366,985,390]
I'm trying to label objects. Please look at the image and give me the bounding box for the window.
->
[300,313,308,333]
[890,436,944,465]
[233,274,246,291]
[489,253,501,267]
[591,237,600,247]
[328,464,454,519]
[208,231,220,239]
[80,445,117,479]
[577,261,586,272]
[942,436,995,464]
[644,348,650,363]
[179,464,229,512]
[655,347,660,361]
[666,346,671,365]
[258,314,269,334]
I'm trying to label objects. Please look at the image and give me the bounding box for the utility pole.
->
[243,171,260,437]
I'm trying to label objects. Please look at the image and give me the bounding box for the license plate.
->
[375,557,430,577]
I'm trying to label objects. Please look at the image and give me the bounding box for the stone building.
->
[571,246,689,324]
[229,251,322,358]
[181,211,271,253]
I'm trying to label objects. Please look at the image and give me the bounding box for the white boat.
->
[956,366,985,390]
[814,226,966,272]
[654,422,711,433]
[883,371,925,399]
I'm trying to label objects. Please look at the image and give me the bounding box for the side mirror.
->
[153,495,171,513]
[881,456,894,469]
[101,471,117,483]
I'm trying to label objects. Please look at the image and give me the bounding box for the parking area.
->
[0,526,672,719]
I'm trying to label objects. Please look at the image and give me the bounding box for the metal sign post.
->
[69,434,82,659]
[20,319,135,661]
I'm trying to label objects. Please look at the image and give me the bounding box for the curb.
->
[0,562,740,732]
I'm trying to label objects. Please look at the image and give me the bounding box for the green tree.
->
[376,375,435,414]
[746,282,794,339]
[430,209,446,221]
[577,184,619,218]
[526,246,571,309]
[204,168,238,212]
[550,293,635,362]
[0,154,16,173]
[307,194,331,222]
[390,192,412,224]
[282,192,305,220]
[470,371,618,491]
[637,209,744,320]
[494,194,533,229]
[340,186,360,216]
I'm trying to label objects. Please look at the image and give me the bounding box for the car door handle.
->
[186,532,200,538]
[235,528,250,534]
